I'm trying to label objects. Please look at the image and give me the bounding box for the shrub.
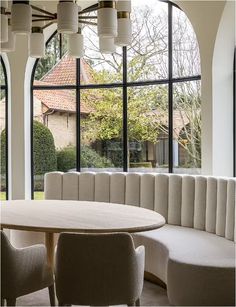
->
[33,121,57,175]
[57,145,114,171]
[57,146,76,172]
[81,145,114,168]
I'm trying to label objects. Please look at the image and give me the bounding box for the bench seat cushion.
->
[133,225,235,306]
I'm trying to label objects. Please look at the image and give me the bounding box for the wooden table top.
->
[1,200,165,233]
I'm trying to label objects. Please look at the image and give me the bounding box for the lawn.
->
[0,191,44,200]
[1,192,6,200]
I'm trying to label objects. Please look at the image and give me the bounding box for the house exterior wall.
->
[45,112,76,149]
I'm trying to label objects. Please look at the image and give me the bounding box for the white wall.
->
[212,0,235,176]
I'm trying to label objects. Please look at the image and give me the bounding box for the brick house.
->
[33,56,92,149]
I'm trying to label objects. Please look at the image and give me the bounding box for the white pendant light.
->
[57,0,78,34]
[1,1,8,43]
[1,1,8,9]
[99,37,116,54]
[68,30,84,58]
[115,0,132,46]
[11,1,32,35]
[97,0,117,38]
[1,21,16,52]
[0,12,8,43]
[29,27,45,58]
[29,4,46,57]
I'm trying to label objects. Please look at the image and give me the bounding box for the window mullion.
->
[76,58,81,172]
[123,46,128,172]
[168,3,173,173]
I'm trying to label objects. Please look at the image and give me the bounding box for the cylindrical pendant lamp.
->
[11,1,32,35]
[99,37,116,54]
[97,0,117,38]
[57,0,78,34]
[0,11,8,43]
[115,16,131,46]
[115,0,131,46]
[29,27,45,58]
[1,1,8,9]
[68,30,84,58]
[1,22,16,52]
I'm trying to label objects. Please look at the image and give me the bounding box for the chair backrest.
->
[45,172,236,241]
[55,232,144,306]
[1,231,14,297]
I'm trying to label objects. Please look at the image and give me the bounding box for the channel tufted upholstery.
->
[45,172,235,241]
[44,171,235,306]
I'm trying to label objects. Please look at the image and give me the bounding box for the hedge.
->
[33,121,57,175]
[57,145,114,172]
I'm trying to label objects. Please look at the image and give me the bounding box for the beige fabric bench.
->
[45,171,235,306]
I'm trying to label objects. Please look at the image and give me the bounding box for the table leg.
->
[45,232,54,269]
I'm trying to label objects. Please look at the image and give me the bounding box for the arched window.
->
[31,1,201,199]
[0,56,8,200]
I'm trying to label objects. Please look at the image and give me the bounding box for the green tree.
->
[82,3,201,168]
[33,121,57,175]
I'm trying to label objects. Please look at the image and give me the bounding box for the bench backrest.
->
[44,172,236,241]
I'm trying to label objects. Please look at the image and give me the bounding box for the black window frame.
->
[0,56,9,200]
[31,1,202,198]
[233,47,236,177]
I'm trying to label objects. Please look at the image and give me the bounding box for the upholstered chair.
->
[1,231,55,306]
[55,232,145,306]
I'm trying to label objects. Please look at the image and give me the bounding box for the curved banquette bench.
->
[45,171,235,306]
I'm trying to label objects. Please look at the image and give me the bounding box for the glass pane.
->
[128,85,168,172]
[173,80,201,174]
[81,88,123,171]
[173,6,201,78]
[82,24,123,85]
[34,34,76,86]
[0,90,6,200]
[33,89,76,199]
[127,1,168,82]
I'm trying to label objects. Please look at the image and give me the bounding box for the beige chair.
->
[1,231,55,306]
[55,232,145,306]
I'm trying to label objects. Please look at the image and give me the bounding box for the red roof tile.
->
[39,55,93,85]
[34,80,91,114]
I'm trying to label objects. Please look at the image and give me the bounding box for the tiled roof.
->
[34,80,91,114]
[39,55,93,85]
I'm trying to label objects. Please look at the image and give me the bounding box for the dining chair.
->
[55,232,145,306]
[1,231,55,306]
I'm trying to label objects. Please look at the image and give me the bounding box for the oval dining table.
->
[1,199,165,268]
